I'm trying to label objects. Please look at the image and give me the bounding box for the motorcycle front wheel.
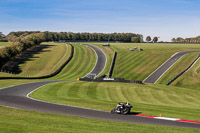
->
[111,109,116,114]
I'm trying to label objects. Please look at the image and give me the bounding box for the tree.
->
[153,37,158,43]
[171,38,176,42]
[131,37,140,43]
[0,32,6,38]
[146,36,151,43]
[176,37,183,42]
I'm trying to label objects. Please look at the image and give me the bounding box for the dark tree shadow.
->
[1,44,54,74]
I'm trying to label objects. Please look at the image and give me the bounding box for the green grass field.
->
[105,43,200,81]
[49,44,97,80]
[0,43,97,86]
[0,42,10,47]
[72,43,115,77]
[0,42,71,77]
[170,57,200,89]
[1,106,197,133]
[1,42,200,132]
[31,81,200,122]
[157,53,200,85]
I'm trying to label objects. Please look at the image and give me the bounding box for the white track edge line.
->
[26,81,109,113]
[96,46,107,77]
[143,52,178,83]
[83,45,99,78]
[154,55,185,84]
[185,56,200,73]
[83,45,107,78]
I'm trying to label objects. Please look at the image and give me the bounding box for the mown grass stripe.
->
[30,81,200,122]
[50,44,96,80]
[157,53,200,85]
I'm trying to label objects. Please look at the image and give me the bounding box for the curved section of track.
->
[83,44,107,77]
[0,81,199,129]
[0,47,199,129]
[143,51,200,84]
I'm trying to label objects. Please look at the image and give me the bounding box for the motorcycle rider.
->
[111,102,132,114]
[116,102,129,113]
[116,103,121,113]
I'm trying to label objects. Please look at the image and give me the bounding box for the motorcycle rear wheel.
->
[121,108,130,115]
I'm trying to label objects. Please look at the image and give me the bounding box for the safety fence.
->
[80,77,143,84]
[108,51,117,78]
[166,54,200,85]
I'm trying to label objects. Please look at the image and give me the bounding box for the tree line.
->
[0,32,45,68]
[0,31,144,69]
[0,32,7,42]
[171,36,200,43]
[6,31,143,43]
[145,36,159,43]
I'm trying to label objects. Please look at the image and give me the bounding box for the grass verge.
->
[30,81,200,122]
[157,53,200,84]
[0,42,10,47]
[171,56,200,89]
[0,106,199,133]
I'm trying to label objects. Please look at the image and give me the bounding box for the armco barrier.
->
[108,52,117,78]
[0,44,74,80]
[80,77,143,84]
[166,54,200,85]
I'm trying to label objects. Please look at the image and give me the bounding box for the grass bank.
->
[0,42,10,47]
[31,81,200,122]
[0,42,71,77]
[50,44,97,80]
[98,43,200,81]
[171,56,200,89]
[157,53,200,85]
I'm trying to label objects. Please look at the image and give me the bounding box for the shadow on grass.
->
[1,44,54,74]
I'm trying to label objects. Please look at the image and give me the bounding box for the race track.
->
[143,51,200,83]
[83,44,107,77]
[0,45,199,129]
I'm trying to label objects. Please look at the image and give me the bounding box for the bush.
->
[0,33,45,68]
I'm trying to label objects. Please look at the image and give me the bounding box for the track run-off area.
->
[0,44,200,129]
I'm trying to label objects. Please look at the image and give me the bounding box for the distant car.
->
[111,102,132,115]
[102,43,110,46]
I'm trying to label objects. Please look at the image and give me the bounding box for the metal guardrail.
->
[80,77,143,84]
[108,51,117,78]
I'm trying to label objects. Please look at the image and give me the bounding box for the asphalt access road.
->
[83,44,107,77]
[0,81,199,129]
[143,51,200,84]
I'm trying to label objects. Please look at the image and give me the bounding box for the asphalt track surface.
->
[0,46,200,129]
[144,51,200,83]
[83,44,107,77]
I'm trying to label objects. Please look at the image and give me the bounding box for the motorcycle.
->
[111,102,132,115]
